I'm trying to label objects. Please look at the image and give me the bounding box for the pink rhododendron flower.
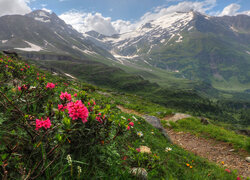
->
[67,100,89,123]
[225,169,231,173]
[129,122,134,126]
[96,116,103,123]
[74,93,77,97]
[35,117,51,131]
[60,92,72,101]
[21,68,24,71]
[237,177,241,180]
[136,148,140,152]
[127,126,130,130]
[58,104,67,111]
[18,85,28,91]
[46,82,55,89]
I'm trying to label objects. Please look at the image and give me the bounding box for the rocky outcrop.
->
[143,115,172,143]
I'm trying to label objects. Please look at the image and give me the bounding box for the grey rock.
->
[130,167,147,180]
[200,117,210,125]
[246,157,250,163]
[143,115,172,143]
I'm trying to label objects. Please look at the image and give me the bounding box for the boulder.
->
[143,115,172,143]
[246,157,250,163]
[200,117,210,125]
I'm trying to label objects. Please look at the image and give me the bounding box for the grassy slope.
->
[0,53,243,179]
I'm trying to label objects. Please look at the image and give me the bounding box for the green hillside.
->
[0,53,246,179]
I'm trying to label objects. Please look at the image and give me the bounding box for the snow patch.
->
[34,17,51,23]
[15,41,43,52]
[230,26,239,33]
[38,11,50,18]
[160,39,165,43]
[72,45,98,56]
[1,40,8,43]
[54,32,68,42]
[188,26,193,31]
[176,34,183,43]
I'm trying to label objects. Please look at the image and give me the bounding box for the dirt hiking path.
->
[117,105,250,178]
[167,129,250,178]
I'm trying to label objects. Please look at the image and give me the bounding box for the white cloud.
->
[111,20,136,34]
[139,0,216,24]
[218,3,250,16]
[219,3,240,16]
[0,0,32,17]
[60,0,218,35]
[42,8,52,14]
[59,11,118,36]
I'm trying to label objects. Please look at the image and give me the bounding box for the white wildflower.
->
[137,131,143,137]
[132,116,138,121]
[151,131,154,135]
[77,166,82,175]
[165,147,172,152]
[66,154,72,166]
[121,116,126,120]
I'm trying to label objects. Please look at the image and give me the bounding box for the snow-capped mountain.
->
[85,11,250,87]
[0,10,113,59]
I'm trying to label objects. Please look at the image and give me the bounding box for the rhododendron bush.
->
[0,54,131,179]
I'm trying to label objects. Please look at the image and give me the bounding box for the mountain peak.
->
[26,10,53,23]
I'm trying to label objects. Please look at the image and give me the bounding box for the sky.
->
[0,0,250,35]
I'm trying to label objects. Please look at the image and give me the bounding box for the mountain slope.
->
[0,10,113,59]
[86,11,250,93]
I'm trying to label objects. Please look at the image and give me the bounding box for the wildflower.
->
[67,100,89,123]
[35,117,51,131]
[190,166,193,169]
[128,118,131,121]
[96,116,103,123]
[66,154,72,166]
[151,131,154,135]
[18,86,21,91]
[225,169,231,173]
[136,148,140,152]
[186,163,190,167]
[129,122,134,126]
[237,177,241,180]
[127,126,130,130]
[221,161,224,165]
[20,68,24,71]
[74,93,77,97]
[121,116,126,120]
[139,146,151,154]
[60,92,72,101]
[132,116,138,121]
[77,166,82,175]
[46,82,55,89]
[122,156,127,160]
[137,131,143,137]
[165,147,172,152]
[58,104,66,111]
